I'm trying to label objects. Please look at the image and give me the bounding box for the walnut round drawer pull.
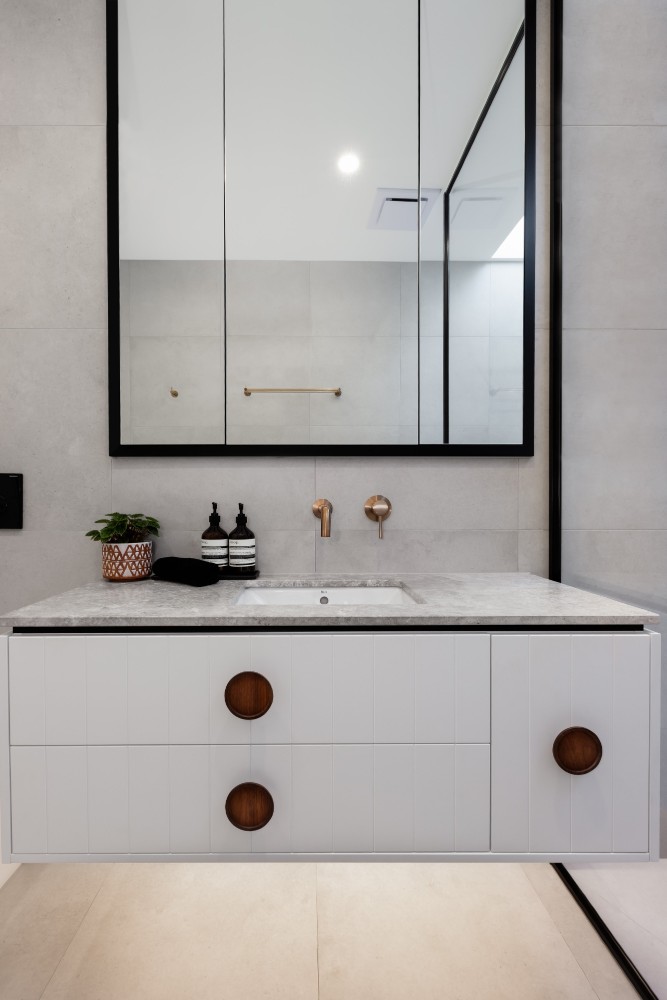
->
[552,726,603,775]
[224,671,273,719]
[225,782,274,831]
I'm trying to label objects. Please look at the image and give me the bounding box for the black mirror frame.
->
[106,0,541,458]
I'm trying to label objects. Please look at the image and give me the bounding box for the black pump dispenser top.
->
[235,503,247,528]
[209,502,221,529]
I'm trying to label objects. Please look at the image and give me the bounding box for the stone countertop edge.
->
[0,573,659,628]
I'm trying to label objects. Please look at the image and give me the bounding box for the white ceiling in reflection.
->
[119,0,524,262]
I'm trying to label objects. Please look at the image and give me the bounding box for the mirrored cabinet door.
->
[110,0,536,455]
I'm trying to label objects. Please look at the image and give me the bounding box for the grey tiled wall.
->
[560,0,667,850]
[0,0,550,618]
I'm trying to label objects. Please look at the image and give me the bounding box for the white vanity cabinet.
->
[0,629,660,863]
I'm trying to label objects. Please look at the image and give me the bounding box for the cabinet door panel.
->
[414,744,455,852]
[374,745,413,851]
[127,636,170,744]
[249,637,291,744]
[613,637,650,852]
[454,745,490,852]
[292,636,333,744]
[46,746,88,853]
[292,745,332,852]
[168,636,210,743]
[129,746,170,854]
[571,635,613,853]
[88,746,129,854]
[333,745,373,853]
[374,635,414,743]
[10,746,47,854]
[169,745,210,853]
[86,637,128,745]
[210,743,252,853]
[333,635,374,743]
[414,635,455,743]
[44,639,86,745]
[209,636,253,744]
[454,634,490,743]
[490,635,530,852]
[250,744,291,852]
[9,637,46,745]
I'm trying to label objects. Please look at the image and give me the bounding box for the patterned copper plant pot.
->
[101,541,153,582]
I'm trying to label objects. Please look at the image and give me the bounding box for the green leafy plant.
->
[86,512,160,544]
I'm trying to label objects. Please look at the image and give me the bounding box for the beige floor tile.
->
[40,863,318,1000]
[316,863,601,1000]
[0,863,111,1000]
[522,864,637,1000]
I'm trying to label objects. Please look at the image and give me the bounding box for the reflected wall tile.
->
[449,263,490,338]
[310,337,400,427]
[0,0,106,125]
[128,261,222,338]
[0,330,110,531]
[449,337,490,433]
[314,456,518,530]
[226,261,310,337]
[562,126,667,330]
[449,424,490,445]
[489,338,523,391]
[420,336,444,429]
[419,261,445,339]
[0,127,106,328]
[563,0,667,125]
[400,264,418,338]
[310,262,401,338]
[535,126,551,329]
[562,328,667,529]
[400,338,418,426]
[111,456,315,533]
[519,326,549,529]
[489,262,523,338]
[309,426,402,445]
[226,335,310,428]
[129,337,224,432]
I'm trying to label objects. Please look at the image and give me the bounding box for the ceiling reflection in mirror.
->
[113,0,533,452]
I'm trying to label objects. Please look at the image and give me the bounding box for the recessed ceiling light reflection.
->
[337,152,361,175]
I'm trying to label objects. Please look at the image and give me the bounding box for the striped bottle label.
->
[201,539,228,567]
[229,538,256,567]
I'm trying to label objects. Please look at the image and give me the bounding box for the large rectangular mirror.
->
[108,0,535,455]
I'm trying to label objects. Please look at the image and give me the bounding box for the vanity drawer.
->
[491,632,654,855]
[8,632,490,747]
[9,742,490,857]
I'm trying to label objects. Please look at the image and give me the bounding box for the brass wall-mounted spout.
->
[313,498,333,537]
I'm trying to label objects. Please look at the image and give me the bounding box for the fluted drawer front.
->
[8,633,489,747]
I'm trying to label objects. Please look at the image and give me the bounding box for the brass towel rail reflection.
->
[243,387,342,397]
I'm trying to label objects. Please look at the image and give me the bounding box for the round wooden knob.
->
[553,727,602,774]
[225,782,274,831]
[224,671,273,719]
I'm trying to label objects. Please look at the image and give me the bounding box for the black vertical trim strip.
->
[106,1,120,455]
[443,191,450,443]
[523,0,537,454]
[552,865,659,1000]
[549,0,563,582]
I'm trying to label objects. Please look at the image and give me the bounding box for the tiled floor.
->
[567,861,667,998]
[0,862,636,1000]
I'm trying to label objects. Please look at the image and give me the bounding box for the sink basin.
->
[235,586,416,606]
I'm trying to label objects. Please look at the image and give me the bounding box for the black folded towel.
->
[152,557,220,587]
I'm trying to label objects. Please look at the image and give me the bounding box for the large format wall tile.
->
[0,127,107,329]
[0,532,102,615]
[562,126,667,331]
[562,329,667,529]
[0,330,110,531]
[0,0,106,126]
[314,456,518,530]
[563,0,667,126]
[562,529,667,613]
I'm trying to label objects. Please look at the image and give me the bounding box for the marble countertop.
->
[0,574,659,628]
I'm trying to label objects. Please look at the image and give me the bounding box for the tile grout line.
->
[37,865,115,1000]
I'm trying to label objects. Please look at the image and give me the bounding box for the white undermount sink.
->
[235,586,416,606]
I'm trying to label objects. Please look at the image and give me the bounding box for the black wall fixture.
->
[0,474,23,529]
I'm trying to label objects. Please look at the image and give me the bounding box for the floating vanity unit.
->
[0,574,660,864]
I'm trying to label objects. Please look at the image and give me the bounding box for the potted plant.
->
[86,512,160,582]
